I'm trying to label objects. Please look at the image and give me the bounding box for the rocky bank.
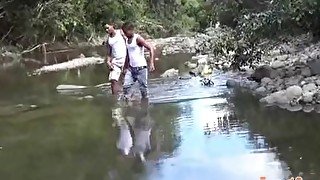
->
[152,27,320,113]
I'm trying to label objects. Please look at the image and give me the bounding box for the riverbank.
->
[156,27,320,113]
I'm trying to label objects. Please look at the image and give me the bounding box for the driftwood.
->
[31,56,104,75]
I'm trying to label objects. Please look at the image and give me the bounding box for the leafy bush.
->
[1,0,320,52]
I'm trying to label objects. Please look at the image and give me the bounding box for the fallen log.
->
[30,56,104,75]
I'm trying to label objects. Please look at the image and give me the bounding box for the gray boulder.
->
[302,92,314,103]
[302,83,317,93]
[161,68,179,78]
[301,67,312,77]
[250,65,278,82]
[226,79,240,88]
[271,60,285,69]
[286,85,303,101]
[308,59,320,75]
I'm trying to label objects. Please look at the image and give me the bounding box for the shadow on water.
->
[1,52,320,180]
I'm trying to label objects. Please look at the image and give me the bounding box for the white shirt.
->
[126,34,147,67]
[107,29,127,66]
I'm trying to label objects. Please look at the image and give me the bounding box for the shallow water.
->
[0,54,320,180]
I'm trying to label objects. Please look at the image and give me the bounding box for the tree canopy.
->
[0,0,319,47]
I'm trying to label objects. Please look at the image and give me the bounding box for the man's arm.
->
[137,36,155,67]
[105,41,113,69]
[123,49,129,70]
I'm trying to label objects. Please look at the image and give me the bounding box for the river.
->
[0,52,319,180]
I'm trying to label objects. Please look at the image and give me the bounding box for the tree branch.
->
[21,43,47,55]
[0,11,5,18]
[0,26,13,42]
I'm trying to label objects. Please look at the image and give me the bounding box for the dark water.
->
[0,53,320,180]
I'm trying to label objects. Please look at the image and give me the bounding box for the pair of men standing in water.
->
[105,21,155,101]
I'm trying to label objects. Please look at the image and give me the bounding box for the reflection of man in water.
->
[131,104,152,162]
[111,106,133,156]
[112,99,152,162]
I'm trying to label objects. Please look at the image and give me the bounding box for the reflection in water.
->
[112,101,153,163]
[150,98,291,180]
[231,89,320,180]
[112,107,133,156]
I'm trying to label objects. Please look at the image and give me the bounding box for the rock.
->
[303,105,314,113]
[226,79,240,88]
[200,64,212,76]
[178,76,192,80]
[275,55,289,61]
[222,63,230,71]
[189,64,205,76]
[241,81,258,90]
[260,90,289,104]
[302,83,317,93]
[272,61,285,69]
[315,105,320,113]
[185,61,197,69]
[255,87,267,94]
[84,95,94,100]
[198,58,207,65]
[313,92,320,103]
[286,85,303,101]
[300,80,307,86]
[301,67,312,77]
[56,84,88,90]
[285,76,303,87]
[250,65,278,82]
[315,79,320,86]
[161,68,179,78]
[286,67,296,77]
[30,105,38,109]
[15,104,24,108]
[270,49,281,56]
[191,55,208,61]
[241,66,255,75]
[261,77,272,86]
[310,49,320,60]
[79,53,85,58]
[307,59,320,75]
[286,104,303,112]
[302,92,314,103]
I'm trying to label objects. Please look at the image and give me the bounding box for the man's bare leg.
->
[111,80,121,96]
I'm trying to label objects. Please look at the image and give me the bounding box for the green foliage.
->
[1,0,208,45]
[202,0,320,69]
[1,0,320,52]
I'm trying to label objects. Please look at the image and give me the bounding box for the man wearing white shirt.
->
[105,22,127,96]
[121,22,155,102]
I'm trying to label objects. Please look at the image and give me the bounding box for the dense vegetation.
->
[0,0,319,49]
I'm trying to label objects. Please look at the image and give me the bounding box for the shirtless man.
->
[121,22,155,102]
[105,23,127,96]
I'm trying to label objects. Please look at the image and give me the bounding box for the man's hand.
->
[107,61,114,70]
[149,62,155,72]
